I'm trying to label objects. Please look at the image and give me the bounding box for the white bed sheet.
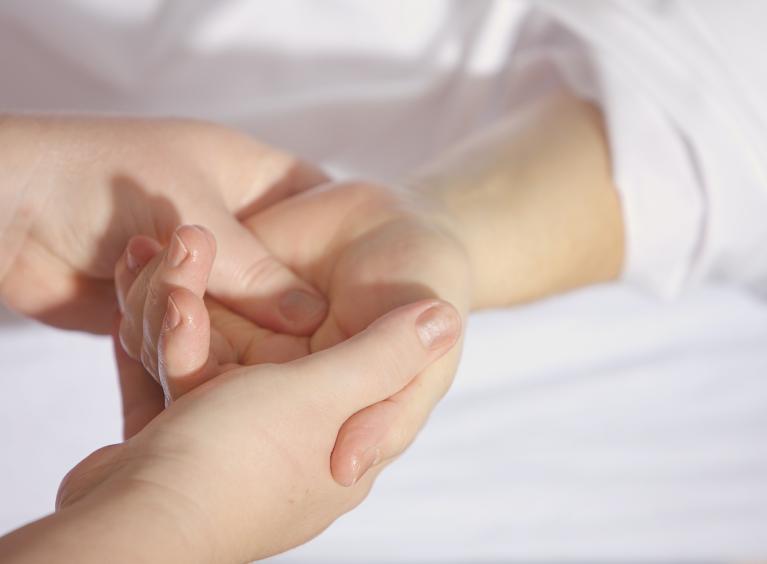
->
[2,283,766,561]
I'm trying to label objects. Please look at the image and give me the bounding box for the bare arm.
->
[410,91,625,310]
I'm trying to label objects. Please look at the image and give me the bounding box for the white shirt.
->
[525,0,767,298]
[3,1,765,298]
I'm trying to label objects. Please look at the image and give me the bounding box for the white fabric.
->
[1,0,767,560]
[3,1,766,295]
[524,1,767,297]
[3,286,767,561]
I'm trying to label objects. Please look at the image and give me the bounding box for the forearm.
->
[409,92,624,310]
[0,116,52,289]
[0,479,214,564]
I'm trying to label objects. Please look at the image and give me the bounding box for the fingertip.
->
[332,445,381,488]
[158,288,214,400]
[162,287,207,331]
[414,300,462,351]
[206,217,327,335]
[292,299,461,421]
[367,299,462,361]
[115,235,161,312]
[163,293,182,332]
[191,224,217,256]
[331,400,398,487]
[278,288,328,334]
[126,235,162,273]
[168,225,216,272]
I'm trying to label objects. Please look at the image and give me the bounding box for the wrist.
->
[0,440,223,564]
[401,181,483,311]
[404,93,624,311]
[404,170,510,312]
[0,477,215,564]
[64,450,221,564]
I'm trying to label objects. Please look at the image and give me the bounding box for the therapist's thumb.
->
[203,210,327,336]
[292,299,462,419]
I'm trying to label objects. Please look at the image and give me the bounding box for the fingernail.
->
[166,232,188,268]
[279,290,326,324]
[415,303,460,350]
[191,225,216,253]
[126,238,156,273]
[164,296,182,331]
[349,446,381,486]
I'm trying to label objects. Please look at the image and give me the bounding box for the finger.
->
[115,235,162,314]
[330,350,458,487]
[242,182,383,280]
[203,129,330,216]
[139,225,216,379]
[158,288,219,401]
[112,318,164,439]
[229,155,331,218]
[205,209,327,337]
[118,252,165,361]
[289,299,461,425]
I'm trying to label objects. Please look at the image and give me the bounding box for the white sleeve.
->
[508,1,767,298]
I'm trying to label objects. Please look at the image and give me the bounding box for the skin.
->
[116,186,472,485]
[117,91,624,488]
[409,92,624,307]
[0,89,625,561]
[0,115,329,334]
[0,299,462,564]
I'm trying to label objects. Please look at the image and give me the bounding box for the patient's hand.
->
[243,182,472,484]
[119,183,471,485]
[117,183,469,490]
[118,92,625,490]
[115,225,309,396]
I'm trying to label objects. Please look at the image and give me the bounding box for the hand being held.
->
[118,181,472,486]
[58,228,462,563]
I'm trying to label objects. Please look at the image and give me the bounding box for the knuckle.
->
[176,225,208,254]
[233,254,284,291]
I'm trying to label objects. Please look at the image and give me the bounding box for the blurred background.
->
[1,1,766,561]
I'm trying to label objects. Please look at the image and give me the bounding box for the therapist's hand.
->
[45,300,462,564]
[0,115,328,335]
[118,182,472,487]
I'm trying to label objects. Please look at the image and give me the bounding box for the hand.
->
[244,182,472,485]
[0,115,328,334]
[118,181,472,487]
[51,298,461,563]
